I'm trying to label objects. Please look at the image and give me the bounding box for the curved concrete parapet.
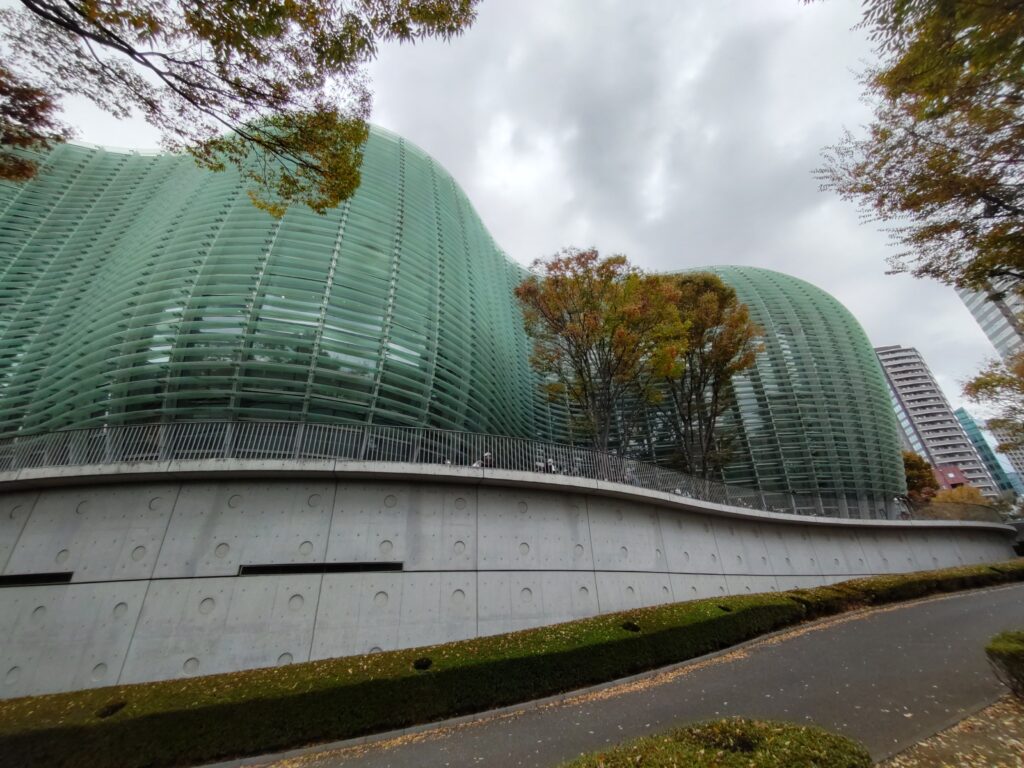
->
[0,462,1014,699]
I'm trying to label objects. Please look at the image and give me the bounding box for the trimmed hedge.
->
[0,559,1022,768]
[790,560,1024,617]
[785,586,852,618]
[986,630,1024,699]
[0,594,803,768]
[832,561,1024,605]
[560,718,871,768]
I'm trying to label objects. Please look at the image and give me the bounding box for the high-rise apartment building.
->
[875,345,998,496]
[954,407,1016,497]
[956,282,1024,361]
[989,422,1024,479]
[956,280,1024,497]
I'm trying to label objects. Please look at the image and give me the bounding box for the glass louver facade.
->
[0,128,563,439]
[0,130,905,512]
[702,267,907,515]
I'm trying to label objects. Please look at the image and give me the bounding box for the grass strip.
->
[559,718,871,767]
[0,559,1021,768]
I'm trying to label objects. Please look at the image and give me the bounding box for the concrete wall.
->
[0,464,1014,698]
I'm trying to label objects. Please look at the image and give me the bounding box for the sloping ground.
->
[1,560,1023,768]
[227,582,1024,768]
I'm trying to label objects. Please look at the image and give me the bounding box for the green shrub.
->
[559,718,871,767]
[835,562,1021,605]
[986,630,1024,699]
[989,559,1024,579]
[785,586,851,618]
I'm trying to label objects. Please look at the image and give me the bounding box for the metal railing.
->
[0,421,901,519]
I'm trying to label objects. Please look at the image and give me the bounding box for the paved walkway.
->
[214,583,1024,768]
[880,695,1024,768]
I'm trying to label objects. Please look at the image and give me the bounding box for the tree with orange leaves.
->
[514,248,686,453]
[0,0,478,215]
[0,65,70,181]
[965,351,1024,453]
[658,273,762,477]
[816,0,1024,293]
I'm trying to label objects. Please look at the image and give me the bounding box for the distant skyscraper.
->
[988,422,1024,479]
[956,282,1024,361]
[875,345,998,497]
[955,407,1016,497]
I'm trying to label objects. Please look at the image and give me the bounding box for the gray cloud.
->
[367,0,999,411]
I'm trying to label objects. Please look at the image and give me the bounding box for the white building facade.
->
[875,345,998,497]
[957,282,1024,361]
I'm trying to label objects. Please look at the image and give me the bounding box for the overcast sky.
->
[59,0,998,411]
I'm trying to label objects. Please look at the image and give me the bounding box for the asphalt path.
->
[215,583,1024,768]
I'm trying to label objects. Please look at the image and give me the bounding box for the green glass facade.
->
[702,267,907,514]
[0,130,905,513]
[0,128,561,439]
[955,407,1017,497]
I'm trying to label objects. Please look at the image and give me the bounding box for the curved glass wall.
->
[0,132,904,514]
[0,128,562,438]
[705,266,907,515]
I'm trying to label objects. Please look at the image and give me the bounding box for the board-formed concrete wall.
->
[0,464,1013,699]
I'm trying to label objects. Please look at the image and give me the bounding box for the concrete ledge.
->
[0,458,1011,536]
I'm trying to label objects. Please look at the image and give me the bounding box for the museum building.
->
[0,128,1011,698]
